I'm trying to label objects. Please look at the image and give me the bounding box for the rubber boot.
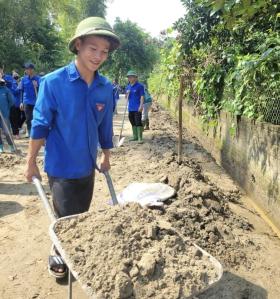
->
[142,120,146,130]
[145,118,150,130]
[0,144,3,153]
[129,126,138,141]
[137,126,143,144]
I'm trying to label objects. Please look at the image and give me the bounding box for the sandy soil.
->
[55,204,219,299]
[0,95,280,299]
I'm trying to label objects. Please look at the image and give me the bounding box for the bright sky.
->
[107,0,186,37]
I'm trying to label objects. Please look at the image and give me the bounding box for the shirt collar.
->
[67,61,106,86]
[130,81,138,87]
[93,70,106,86]
[67,62,80,82]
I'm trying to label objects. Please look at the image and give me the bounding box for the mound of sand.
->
[54,203,220,299]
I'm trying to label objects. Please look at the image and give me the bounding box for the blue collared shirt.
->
[18,75,40,105]
[31,62,114,179]
[0,86,14,119]
[2,74,18,106]
[126,82,144,112]
[3,74,13,90]
[11,79,21,107]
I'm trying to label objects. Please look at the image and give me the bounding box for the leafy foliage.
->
[223,33,280,119]
[175,0,220,53]
[149,0,280,123]
[0,0,110,73]
[0,0,64,72]
[196,0,271,29]
[148,38,183,101]
[102,18,159,84]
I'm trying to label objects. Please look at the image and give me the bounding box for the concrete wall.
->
[159,96,280,227]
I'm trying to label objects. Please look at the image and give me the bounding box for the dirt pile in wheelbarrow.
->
[54,203,220,299]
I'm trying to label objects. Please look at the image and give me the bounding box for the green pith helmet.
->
[69,17,120,54]
[127,70,138,77]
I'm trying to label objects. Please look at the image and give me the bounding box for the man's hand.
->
[99,149,110,173]
[25,162,41,183]
[32,80,38,89]
[139,95,144,112]
[20,103,24,111]
[138,104,143,112]
[25,138,45,182]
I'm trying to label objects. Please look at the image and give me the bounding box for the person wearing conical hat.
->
[24,17,120,278]
[126,70,145,143]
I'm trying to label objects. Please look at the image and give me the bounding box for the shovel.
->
[113,100,128,147]
[0,109,22,156]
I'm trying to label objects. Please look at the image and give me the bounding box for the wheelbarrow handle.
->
[32,176,56,223]
[103,171,118,205]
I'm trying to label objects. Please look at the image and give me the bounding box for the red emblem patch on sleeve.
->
[96,103,105,111]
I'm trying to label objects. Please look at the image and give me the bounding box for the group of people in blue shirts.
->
[0,63,41,152]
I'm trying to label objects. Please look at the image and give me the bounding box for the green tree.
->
[102,18,159,83]
[0,0,63,73]
[150,0,280,122]
[196,0,273,28]
[0,0,110,72]
[175,0,220,54]
[82,0,108,18]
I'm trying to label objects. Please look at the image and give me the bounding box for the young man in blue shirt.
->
[9,72,22,138]
[0,66,14,91]
[0,67,23,139]
[25,17,120,278]
[142,85,153,130]
[0,78,15,153]
[18,63,40,138]
[126,70,145,143]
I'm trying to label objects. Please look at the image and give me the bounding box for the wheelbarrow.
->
[32,171,118,299]
[33,175,223,298]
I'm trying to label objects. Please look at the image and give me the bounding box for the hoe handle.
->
[119,100,128,140]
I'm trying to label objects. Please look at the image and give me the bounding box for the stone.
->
[145,224,157,239]
[115,272,133,299]
[159,175,168,183]
[138,253,156,276]
[129,266,139,278]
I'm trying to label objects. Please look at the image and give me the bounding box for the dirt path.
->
[0,95,280,299]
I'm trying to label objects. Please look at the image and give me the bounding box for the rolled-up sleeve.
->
[139,84,145,96]
[30,78,57,139]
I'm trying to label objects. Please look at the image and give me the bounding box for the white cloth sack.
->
[111,183,176,207]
